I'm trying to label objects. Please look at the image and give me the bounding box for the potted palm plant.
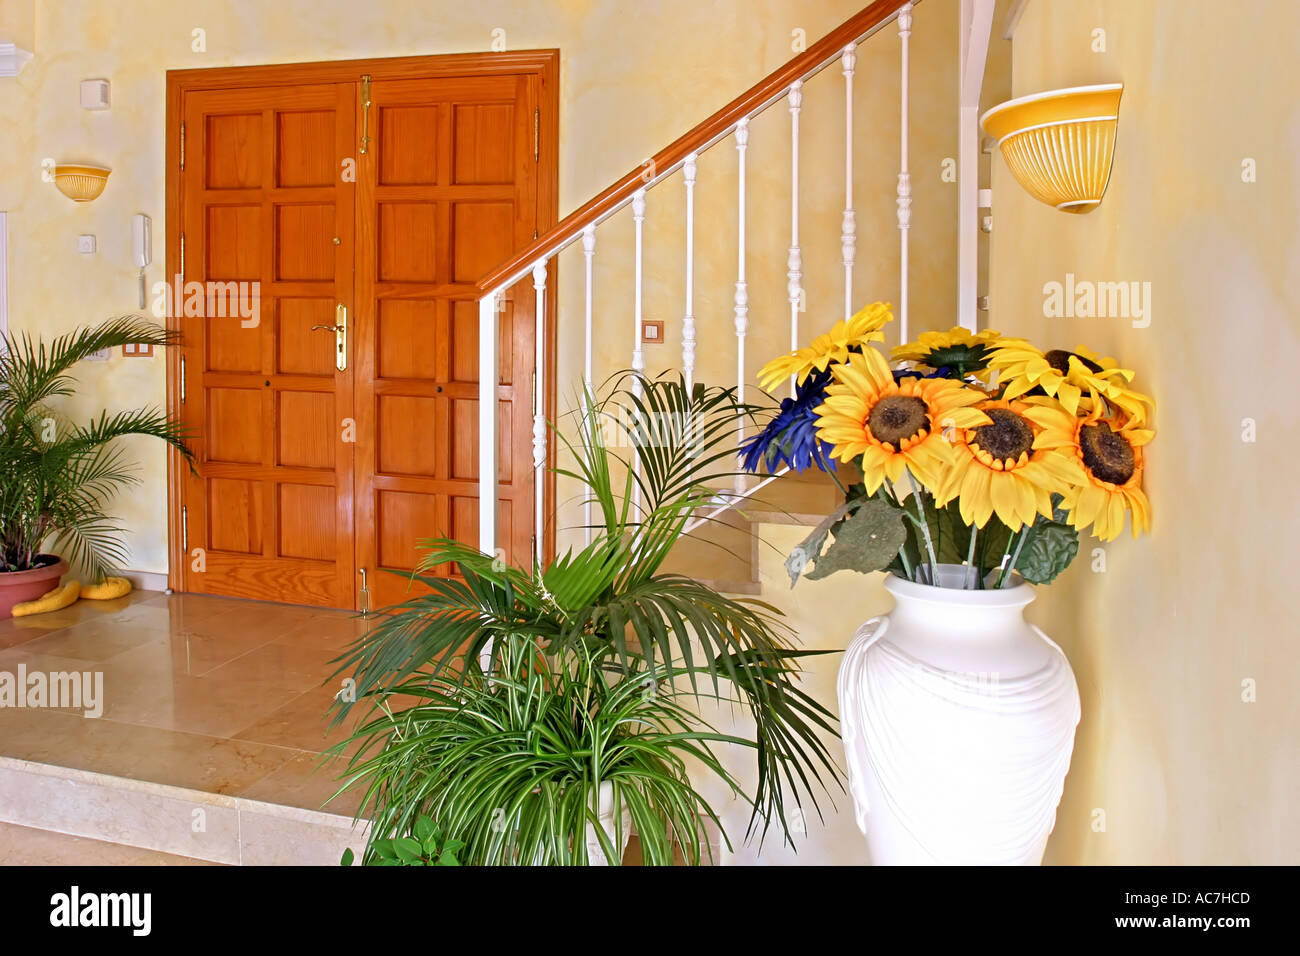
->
[0,316,192,616]
[329,375,841,865]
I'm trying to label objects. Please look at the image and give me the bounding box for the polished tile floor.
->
[0,590,370,817]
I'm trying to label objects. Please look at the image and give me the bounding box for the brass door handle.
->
[311,305,347,371]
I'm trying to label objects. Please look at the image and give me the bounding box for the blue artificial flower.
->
[740,369,836,474]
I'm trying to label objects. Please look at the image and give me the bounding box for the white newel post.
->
[898,3,914,343]
[631,188,647,391]
[582,224,595,390]
[787,80,803,394]
[531,260,548,568]
[478,291,499,558]
[682,153,698,392]
[841,43,857,322]
[631,188,647,517]
[733,118,749,494]
[582,224,596,544]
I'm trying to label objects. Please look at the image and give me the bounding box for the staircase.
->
[470,0,928,574]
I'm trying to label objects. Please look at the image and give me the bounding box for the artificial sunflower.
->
[814,346,988,494]
[757,301,894,392]
[987,342,1155,425]
[934,397,1084,531]
[1057,411,1154,541]
[891,326,1025,381]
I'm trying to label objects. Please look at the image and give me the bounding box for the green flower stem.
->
[964,525,979,590]
[997,519,1036,589]
[896,534,915,582]
[826,466,849,498]
[906,472,939,585]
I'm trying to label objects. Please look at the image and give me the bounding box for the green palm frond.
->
[331,374,844,860]
[0,316,192,575]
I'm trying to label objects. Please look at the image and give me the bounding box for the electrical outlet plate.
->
[84,348,110,362]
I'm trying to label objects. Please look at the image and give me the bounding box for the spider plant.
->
[337,631,752,865]
[0,316,193,579]
[329,373,842,865]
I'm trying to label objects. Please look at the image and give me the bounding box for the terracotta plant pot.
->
[0,556,70,618]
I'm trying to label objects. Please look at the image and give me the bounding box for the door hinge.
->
[179,122,186,171]
[359,74,372,155]
[181,506,188,551]
[180,356,186,404]
[179,232,185,279]
[533,108,539,162]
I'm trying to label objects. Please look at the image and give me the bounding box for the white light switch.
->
[77,234,96,254]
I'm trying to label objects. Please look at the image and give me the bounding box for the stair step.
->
[0,755,366,866]
[660,508,759,594]
[662,470,842,594]
[0,820,218,865]
[742,470,844,525]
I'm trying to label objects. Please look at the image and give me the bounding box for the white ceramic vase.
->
[837,565,1081,865]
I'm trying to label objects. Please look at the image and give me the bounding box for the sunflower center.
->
[971,407,1034,465]
[1045,349,1103,375]
[1079,421,1136,484]
[867,395,929,447]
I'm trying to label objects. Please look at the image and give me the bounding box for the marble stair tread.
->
[0,755,366,866]
[0,820,219,866]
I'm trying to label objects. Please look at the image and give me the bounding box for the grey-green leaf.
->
[1014,521,1079,584]
[805,497,907,580]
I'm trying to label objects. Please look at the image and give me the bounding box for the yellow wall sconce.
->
[53,164,111,203]
[980,83,1122,214]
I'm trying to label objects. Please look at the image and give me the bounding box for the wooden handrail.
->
[474,0,915,296]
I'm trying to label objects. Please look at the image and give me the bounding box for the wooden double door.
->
[168,55,556,610]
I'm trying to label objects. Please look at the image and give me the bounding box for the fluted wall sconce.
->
[981,83,1123,214]
[53,164,111,203]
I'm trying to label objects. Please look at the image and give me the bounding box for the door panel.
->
[180,83,356,608]
[174,59,547,611]
[355,74,537,609]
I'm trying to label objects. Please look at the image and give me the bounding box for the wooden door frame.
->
[164,49,560,593]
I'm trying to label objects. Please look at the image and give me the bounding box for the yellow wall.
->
[0,0,966,574]
[989,0,1298,863]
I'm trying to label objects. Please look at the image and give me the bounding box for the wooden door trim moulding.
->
[164,50,561,592]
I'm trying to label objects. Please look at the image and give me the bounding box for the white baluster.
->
[841,43,857,323]
[582,224,595,545]
[532,259,548,568]
[898,3,913,343]
[734,118,749,494]
[632,188,647,393]
[787,80,803,394]
[478,291,499,558]
[682,153,698,392]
